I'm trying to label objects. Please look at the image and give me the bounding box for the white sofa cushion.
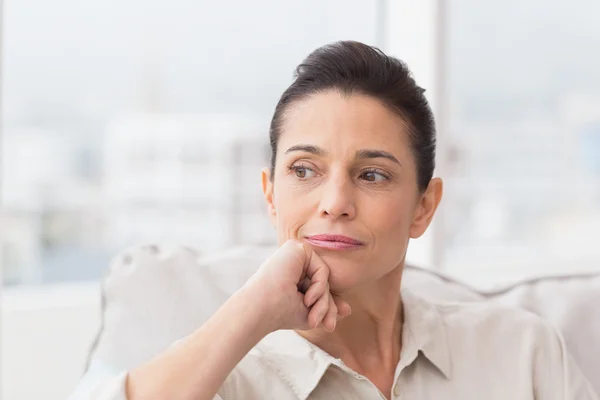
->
[86,244,600,395]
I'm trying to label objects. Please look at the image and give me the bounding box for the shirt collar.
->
[256,288,452,400]
[399,289,453,379]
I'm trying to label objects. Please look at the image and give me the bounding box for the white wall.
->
[1,284,101,400]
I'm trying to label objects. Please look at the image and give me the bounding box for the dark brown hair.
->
[268,40,436,191]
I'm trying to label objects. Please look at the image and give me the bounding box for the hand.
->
[243,240,352,333]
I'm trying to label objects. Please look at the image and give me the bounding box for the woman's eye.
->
[292,166,316,179]
[361,170,388,182]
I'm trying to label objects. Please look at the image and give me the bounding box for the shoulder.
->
[434,300,562,362]
[411,295,598,399]
[404,287,558,349]
[437,299,554,335]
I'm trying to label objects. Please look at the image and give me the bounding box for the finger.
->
[303,247,330,287]
[303,280,327,308]
[308,291,330,329]
[332,295,352,318]
[293,292,311,330]
[322,295,338,332]
[277,240,310,283]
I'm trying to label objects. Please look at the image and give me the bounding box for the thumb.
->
[333,295,352,318]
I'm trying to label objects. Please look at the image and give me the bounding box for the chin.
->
[319,250,403,293]
[319,253,367,293]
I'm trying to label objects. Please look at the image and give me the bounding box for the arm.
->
[126,286,273,400]
[70,240,351,400]
[69,287,272,400]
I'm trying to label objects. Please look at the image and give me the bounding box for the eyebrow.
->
[284,144,401,166]
[356,149,401,165]
[284,144,326,156]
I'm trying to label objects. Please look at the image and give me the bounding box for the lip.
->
[303,234,365,250]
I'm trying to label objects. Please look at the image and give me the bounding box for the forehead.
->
[278,91,411,156]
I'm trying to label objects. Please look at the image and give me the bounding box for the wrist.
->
[233,283,280,337]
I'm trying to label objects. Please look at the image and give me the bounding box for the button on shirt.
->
[70,290,599,400]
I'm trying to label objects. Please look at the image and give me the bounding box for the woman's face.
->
[262,91,442,293]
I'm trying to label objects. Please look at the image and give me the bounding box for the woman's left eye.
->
[360,170,389,182]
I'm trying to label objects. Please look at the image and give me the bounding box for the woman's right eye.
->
[290,165,316,179]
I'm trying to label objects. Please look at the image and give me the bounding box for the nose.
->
[318,173,356,220]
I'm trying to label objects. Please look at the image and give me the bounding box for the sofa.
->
[84,244,600,396]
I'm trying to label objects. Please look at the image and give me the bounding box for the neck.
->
[297,264,404,375]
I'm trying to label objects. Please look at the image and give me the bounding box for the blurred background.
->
[1,0,599,398]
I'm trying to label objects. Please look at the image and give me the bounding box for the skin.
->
[126,90,442,400]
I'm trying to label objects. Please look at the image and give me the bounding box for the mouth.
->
[303,234,365,251]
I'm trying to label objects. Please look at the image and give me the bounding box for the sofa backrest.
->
[87,244,600,395]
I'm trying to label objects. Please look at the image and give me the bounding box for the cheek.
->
[366,195,415,240]
[273,181,315,243]
[360,194,416,274]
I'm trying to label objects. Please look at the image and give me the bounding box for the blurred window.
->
[3,0,599,287]
[1,0,380,285]
[442,0,600,285]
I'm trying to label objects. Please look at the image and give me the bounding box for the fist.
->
[245,240,352,332]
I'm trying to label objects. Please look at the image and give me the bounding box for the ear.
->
[409,178,443,239]
[261,168,277,227]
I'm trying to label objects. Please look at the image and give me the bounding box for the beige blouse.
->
[73,290,598,400]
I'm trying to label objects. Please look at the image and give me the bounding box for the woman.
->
[76,41,598,400]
